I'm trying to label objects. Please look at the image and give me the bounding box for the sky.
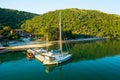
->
[0,0,120,15]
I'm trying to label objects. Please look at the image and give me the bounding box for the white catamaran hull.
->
[27,49,72,65]
[43,54,72,65]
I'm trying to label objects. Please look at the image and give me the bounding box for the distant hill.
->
[20,8,120,39]
[0,8,38,29]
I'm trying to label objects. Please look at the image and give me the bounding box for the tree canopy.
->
[0,8,38,29]
[21,8,120,40]
[1,8,120,40]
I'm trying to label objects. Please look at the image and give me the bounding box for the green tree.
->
[21,8,120,40]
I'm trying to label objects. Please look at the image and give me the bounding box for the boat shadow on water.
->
[44,59,72,73]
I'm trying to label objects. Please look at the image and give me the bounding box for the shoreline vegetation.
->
[1,8,120,42]
[2,37,105,52]
[21,8,120,40]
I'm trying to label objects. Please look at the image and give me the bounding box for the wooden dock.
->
[6,43,52,52]
[27,49,46,62]
[35,55,45,62]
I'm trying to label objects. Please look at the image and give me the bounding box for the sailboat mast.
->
[46,31,48,51]
[59,12,62,53]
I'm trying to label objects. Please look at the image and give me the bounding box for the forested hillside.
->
[21,8,120,40]
[0,8,38,29]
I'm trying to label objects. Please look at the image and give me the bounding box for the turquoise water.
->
[0,40,120,80]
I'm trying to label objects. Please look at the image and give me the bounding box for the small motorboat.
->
[27,52,34,58]
[0,47,8,55]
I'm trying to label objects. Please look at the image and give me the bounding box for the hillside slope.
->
[0,8,38,29]
[21,8,120,40]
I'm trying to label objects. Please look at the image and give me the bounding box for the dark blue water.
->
[0,40,120,80]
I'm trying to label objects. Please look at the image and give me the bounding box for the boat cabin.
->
[45,56,55,61]
[48,50,61,56]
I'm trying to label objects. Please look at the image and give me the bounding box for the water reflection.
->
[44,65,58,73]
[0,51,26,64]
[26,56,34,61]
[1,40,120,64]
[0,40,120,80]
[44,60,71,74]
[70,40,120,62]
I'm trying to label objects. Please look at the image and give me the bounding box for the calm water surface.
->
[0,40,120,80]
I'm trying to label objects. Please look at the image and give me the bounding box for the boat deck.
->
[35,54,45,62]
[27,49,71,65]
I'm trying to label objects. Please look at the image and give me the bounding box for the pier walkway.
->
[7,43,52,52]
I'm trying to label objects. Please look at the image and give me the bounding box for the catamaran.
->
[43,13,72,65]
[27,12,72,65]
